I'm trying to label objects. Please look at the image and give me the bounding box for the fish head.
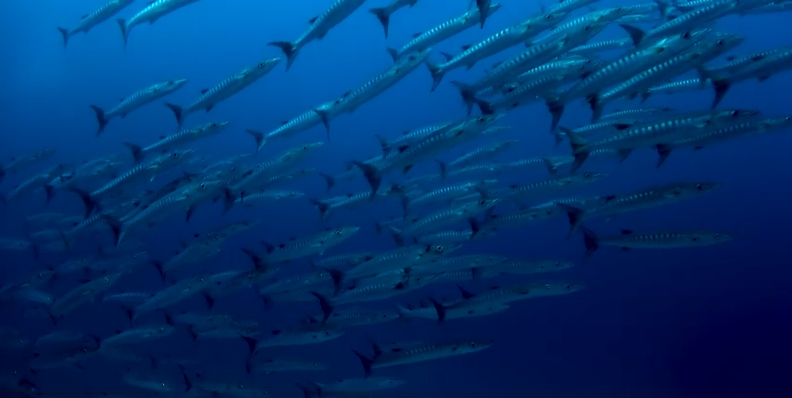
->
[709,33,745,52]
[159,79,188,93]
[548,260,575,271]
[458,339,494,353]
[534,11,566,28]
[399,48,432,68]
[201,121,231,134]
[693,231,734,244]
[763,116,792,130]
[371,377,407,389]
[331,225,360,238]
[577,171,608,182]
[534,282,585,295]
[601,5,637,20]
[248,57,282,78]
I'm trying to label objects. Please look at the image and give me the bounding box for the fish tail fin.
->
[44,184,56,204]
[385,47,399,62]
[429,298,447,323]
[164,103,185,127]
[546,99,564,132]
[222,187,238,214]
[350,161,382,198]
[351,350,374,378]
[318,172,335,192]
[178,364,192,392]
[580,225,599,261]
[312,107,332,137]
[450,81,478,115]
[369,7,391,39]
[435,159,448,179]
[559,127,589,172]
[89,105,108,135]
[374,134,392,156]
[69,188,96,217]
[151,260,165,282]
[619,23,645,46]
[468,216,481,238]
[244,129,266,154]
[473,97,494,115]
[387,225,405,247]
[122,142,144,163]
[425,60,446,91]
[100,214,125,247]
[325,267,345,296]
[400,196,411,218]
[116,19,129,49]
[310,291,334,324]
[241,335,258,356]
[268,41,297,70]
[711,77,731,109]
[202,292,215,310]
[554,202,584,237]
[541,157,559,175]
[655,143,673,168]
[309,198,332,220]
[654,0,670,21]
[56,27,70,47]
[587,94,604,122]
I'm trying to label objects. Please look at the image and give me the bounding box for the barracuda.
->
[124,121,229,163]
[90,79,188,134]
[166,58,281,127]
[117,0,203,47]
[57,0,136,47]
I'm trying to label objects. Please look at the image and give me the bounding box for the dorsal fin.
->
[280,120,288,125]
[412,32,422,38]
[308,16,318,24]
[200,89,209,94]
[621,229,634,235]
[460,44,472,51]
[81,14,89,19]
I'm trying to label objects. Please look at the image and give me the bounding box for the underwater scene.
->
[2,0,792,396]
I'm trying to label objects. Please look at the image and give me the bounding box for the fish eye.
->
[258,62,267,68]
[102,277,109,282]
[544,283,551,289]
[171,152,178,157]
[717,40,725,45]
[238,384,244,389]
[565,284,571,290]
[408,55,416,60]
[211,123,217,128]
[584,173,591,178]
[695,184,703,190]
[469,342,477,347]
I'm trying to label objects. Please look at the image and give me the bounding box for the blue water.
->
[2,0,792,397]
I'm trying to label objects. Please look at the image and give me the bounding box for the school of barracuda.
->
[1,0,791,396]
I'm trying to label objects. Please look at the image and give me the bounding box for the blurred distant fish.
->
[56,0,137,47]
[165,58,281,127]
[579,227,733,259]
[0,149,56,184]
[353,340,493,377]
[89,79,188,135]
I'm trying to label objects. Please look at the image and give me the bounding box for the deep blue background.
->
[2,0,792,397]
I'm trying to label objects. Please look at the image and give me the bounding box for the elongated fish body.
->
[100,325,174,348]
[354,340,493,376]
[621,0,738,46]
[397,198,500,239]
[248,104,328,152]
[426,12,566,90]
[590,52,711,121]
[1,149,56,180]
[581,228,732,258]
[369,0,419,38]
[656,116,792,166]
[452,22,606,109]
[489,259,575,275]
[5,164,71,202]
[231,142,323,196]
[117,0,203,46]
[247,357,327,375]
[332,275,437,305]
[446,142,515,171]
[345,245,428,279]
[569,38,632,56]
[50,272,124,318]
[415,228,496,245]
[90,79,188,134]
[399,301,509,321]
[392,3,502,60]
[559,182,721,233]
[546,0,603,16]
[498,172,606,202]
[593,34,743,117]
[542,7,633,39]
[644,79,709,101]
[237,190,304,207]
[133,273,238,319]
[124,121,229,162]
[563,109,760,170]
[375,122,453,156]
[260,226,360,264]
[708,46,792,108]
[406,181,490,209]
[123,371,186,393]
[269,0,368,69]
[251,327,345,351]
[476,74,566,115]
[410,255,507,275]
[514,58,600,86]
[311,252,374,269]
[57,0,136,47]
[314,49,431,131]
[166,58,281,127]
[314,377,406,395]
